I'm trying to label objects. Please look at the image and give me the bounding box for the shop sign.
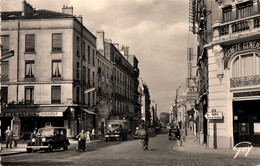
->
[205,111,223,119]
[224,40,260,69]
[99,108,109,115]
[1,112,39,117]
[39,112,63,117]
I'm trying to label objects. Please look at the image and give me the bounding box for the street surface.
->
[2,130,260,166]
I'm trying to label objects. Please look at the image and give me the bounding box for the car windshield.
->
[39,128,53,137]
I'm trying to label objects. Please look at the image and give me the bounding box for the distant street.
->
[2,130,260,166]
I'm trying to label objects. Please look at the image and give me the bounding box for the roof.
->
[1,9,73,20]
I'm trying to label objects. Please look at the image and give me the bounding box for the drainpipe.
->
[17,21,20,103]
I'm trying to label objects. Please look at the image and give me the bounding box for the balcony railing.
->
[230,75,260,88]
[213,14,260,41]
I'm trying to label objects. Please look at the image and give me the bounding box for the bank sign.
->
[224,40,260,69]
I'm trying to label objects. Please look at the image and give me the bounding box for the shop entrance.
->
[233,100,260,146]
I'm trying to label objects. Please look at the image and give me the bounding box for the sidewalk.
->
[0,139,103,156]
[175,129,260,158]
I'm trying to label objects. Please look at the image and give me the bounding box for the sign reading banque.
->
[224,40,260,69]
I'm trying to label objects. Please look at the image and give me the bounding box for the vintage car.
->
[25,127,70,153]
[168,127,178,141]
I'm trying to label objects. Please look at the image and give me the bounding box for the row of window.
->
[223,1,253,23]
[1,34,95,67]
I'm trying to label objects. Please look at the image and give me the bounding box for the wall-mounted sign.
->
[205,111,223,119]
[224,40,260,69]
[39,112,63,117]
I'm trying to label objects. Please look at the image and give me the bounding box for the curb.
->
[1,151,27,157]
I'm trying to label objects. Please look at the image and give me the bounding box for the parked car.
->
[25,127,70,153]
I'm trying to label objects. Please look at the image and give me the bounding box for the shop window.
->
[1,35,9,53]
[52,33,62,52]
[25,34,35,52]
[25,87,34,104]
[232,53,260,78]
[52,60,62,78]
[25,61,35,78]
[51,86,61,104]
[223,5,232,23]
[237,1,253,19]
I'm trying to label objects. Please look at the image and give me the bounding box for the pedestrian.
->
[91,128,95,141]
[175,126,181,140]
[86,130,90,142]
[5,126,13,149]
[31,128,38,139]
[76,130,86,151]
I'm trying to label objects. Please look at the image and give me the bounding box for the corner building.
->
[1,1,97,139]
[196,0,260,148]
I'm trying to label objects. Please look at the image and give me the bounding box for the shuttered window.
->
[1,61,9,81]
[25,34,35,52]
[25,87,34,104]
[237,1,253,19]
[52,33,62,52]
[1,35,9,53]
[51,86,61,104]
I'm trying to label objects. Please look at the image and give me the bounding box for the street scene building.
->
[0,1,144,141]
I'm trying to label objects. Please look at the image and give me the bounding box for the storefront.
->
[1,106,75,140]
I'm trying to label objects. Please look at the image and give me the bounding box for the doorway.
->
[233,100,260,146]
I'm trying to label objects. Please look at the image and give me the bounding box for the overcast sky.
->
[2,0,189,114]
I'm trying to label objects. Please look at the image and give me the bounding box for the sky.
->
[2,0,189,115]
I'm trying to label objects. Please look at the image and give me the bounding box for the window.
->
[93,71,95,86]
[88,68,90,85]
[76,87,80,104]
[1,61,9,81]
[88,45,90,64]
[25,61,35,78]
[92,49,95,66]
[1,35,9,53]
[77,62,80,79]
[25,34,35,52]
[83,41,86,60]
[1,87,8,104]
[25,87,34,104]
[51,86,61,104]
[232,53,260,78]
[52,33,62,52]
[237,1,253,19]
[223,5,232,23]
[77,36,80,57]
[52,60,62,78]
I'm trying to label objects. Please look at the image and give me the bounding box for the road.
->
[2,130,260,166]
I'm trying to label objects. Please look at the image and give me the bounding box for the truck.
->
[105,119,129,141]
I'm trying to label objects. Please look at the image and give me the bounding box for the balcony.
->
[230,75,260,88]
[213,14,260,43]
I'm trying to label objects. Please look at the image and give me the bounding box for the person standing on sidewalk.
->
[5,126,13,149]
[91,128,95,141]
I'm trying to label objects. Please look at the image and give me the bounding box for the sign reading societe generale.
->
[224,40,260,69]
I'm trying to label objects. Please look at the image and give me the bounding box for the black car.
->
[25,127,70,153]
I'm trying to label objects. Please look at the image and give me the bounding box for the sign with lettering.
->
[205,112,223,119]
[39,112,63,117]
[224,40,260,69]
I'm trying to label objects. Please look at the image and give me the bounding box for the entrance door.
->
[233,100,260,146]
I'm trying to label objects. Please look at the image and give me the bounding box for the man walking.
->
[5,126,13,148]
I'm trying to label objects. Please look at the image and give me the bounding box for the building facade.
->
[96,31,140,133]
[1,1,97,139]
[191,0,260,148]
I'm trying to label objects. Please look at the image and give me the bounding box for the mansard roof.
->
[1,9,73,20]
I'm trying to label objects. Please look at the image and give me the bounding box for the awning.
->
[1,106,68,117]
[82,109,96,115]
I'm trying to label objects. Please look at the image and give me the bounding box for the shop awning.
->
[1,106,68,117]
[82,109,96,115]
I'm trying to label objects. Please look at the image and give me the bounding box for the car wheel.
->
[63,142,68,150]
[26,148,32,153]
[48,143,53,152]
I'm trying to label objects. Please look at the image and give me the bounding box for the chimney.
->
[76,15,83,23]
[123,45,129,60]
[22,0,34,16]
[113,43,119,50]
[96,30,105,56]
[105,38,112,43]
[62,5,73,15]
